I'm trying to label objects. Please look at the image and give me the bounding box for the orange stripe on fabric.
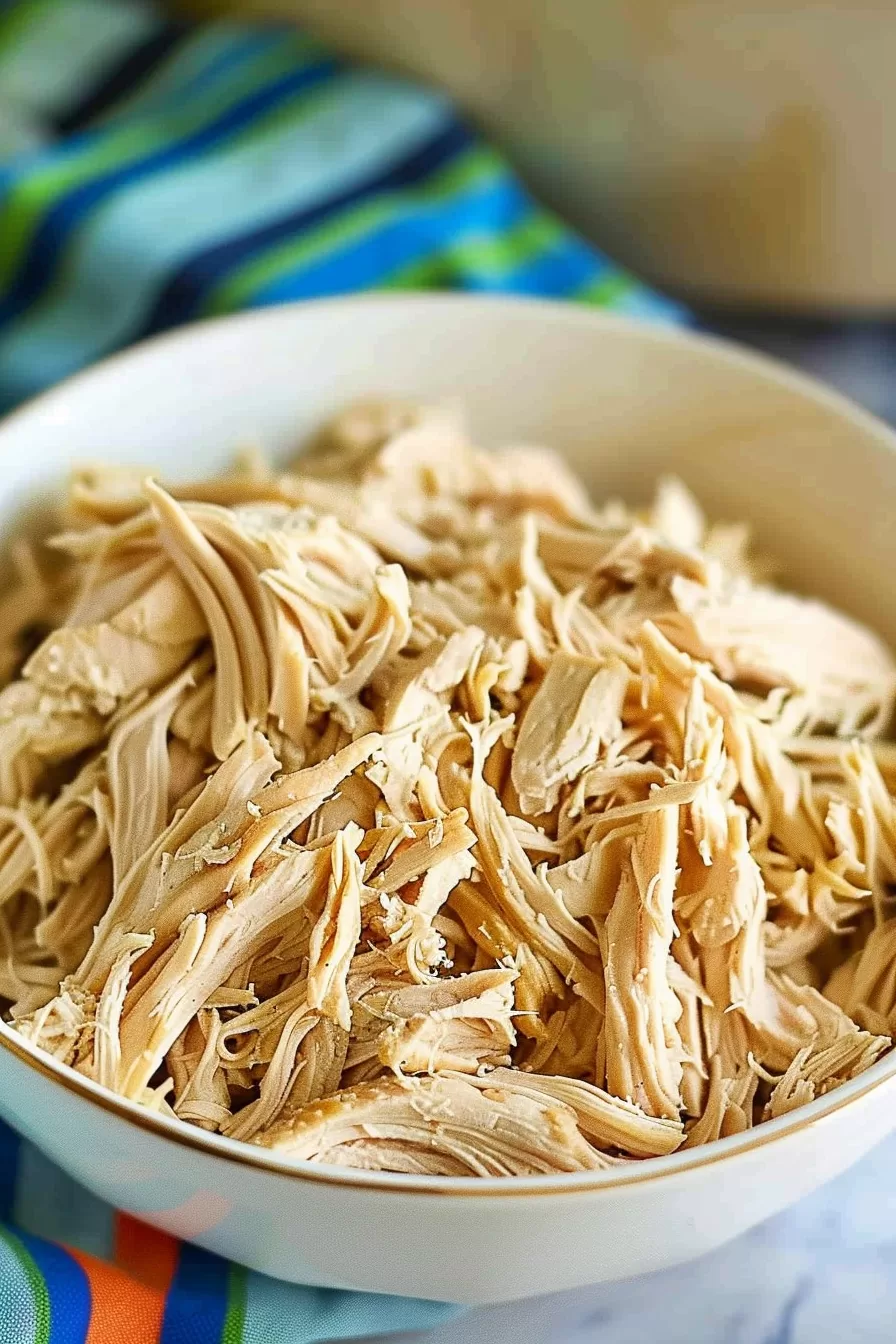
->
[67,1244,170,1344]
[114,1213,179,1292]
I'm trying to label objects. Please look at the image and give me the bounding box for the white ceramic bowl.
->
[1,295,896,1305]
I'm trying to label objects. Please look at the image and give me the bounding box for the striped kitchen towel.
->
[0,1121,455,1343]
[0,0,681,414]
[0,2,682,1340]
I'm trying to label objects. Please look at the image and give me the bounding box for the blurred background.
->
[0,0,893,416]
[182,0,896,421]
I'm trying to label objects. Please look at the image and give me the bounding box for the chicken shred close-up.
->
[2,397,896,1178]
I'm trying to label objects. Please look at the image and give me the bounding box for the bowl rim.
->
[3,290,896,1198]
[5,1012,896,1197]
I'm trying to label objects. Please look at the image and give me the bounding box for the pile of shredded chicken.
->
[2,399,896,1178]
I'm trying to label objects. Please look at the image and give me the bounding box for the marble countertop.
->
[371,319,896,1344]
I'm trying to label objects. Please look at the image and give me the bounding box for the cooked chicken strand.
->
[3,399,895,1175]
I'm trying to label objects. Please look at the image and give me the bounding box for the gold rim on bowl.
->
[4,991,896,1199]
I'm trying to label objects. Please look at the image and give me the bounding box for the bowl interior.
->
[2,292,896,1192]
[4,295,896,640]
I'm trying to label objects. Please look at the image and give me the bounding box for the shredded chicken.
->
[3,399,895,1175]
